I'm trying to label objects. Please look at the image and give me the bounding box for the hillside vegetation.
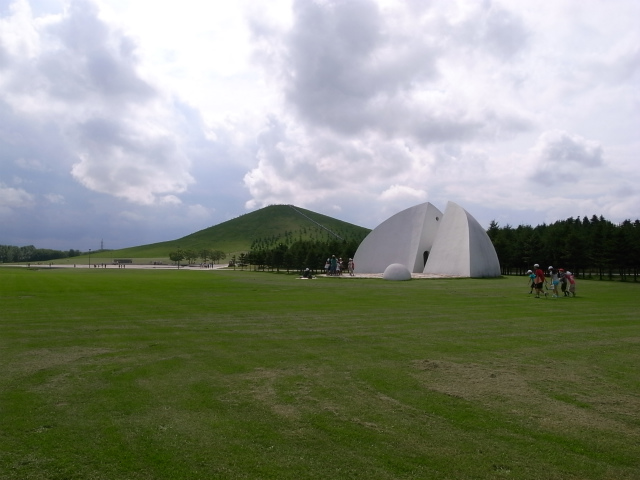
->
[89,204,370,262]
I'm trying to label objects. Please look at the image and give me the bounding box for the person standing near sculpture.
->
[348,258,355,276]
[533,264,547,298]
[329,255,337,276]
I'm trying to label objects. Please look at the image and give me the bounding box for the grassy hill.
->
[89,204,370,262]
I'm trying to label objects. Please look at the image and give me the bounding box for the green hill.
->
[90,204,370,262]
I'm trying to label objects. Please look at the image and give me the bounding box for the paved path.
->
[2,264,456,278]
[1,263,229,271]
[323,273,457,279]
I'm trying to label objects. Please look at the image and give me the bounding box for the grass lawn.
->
[1,267,638,479]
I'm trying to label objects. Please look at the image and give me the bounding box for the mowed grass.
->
[0,268,638,480]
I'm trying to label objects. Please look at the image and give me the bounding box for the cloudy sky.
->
[1,0,638,250]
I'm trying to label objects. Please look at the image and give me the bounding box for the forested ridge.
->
[0,245,83,263]
[487,215,640,281]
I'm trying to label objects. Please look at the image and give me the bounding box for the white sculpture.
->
[383,263,412,281]
[353,202,443,274]
[353,201,501,278]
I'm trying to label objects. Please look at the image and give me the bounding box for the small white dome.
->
[383,263,412,281]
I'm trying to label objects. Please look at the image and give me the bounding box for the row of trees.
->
[0,245,83,263]
[168,248,227,266]
[168,240,358,273]
[238,239,360,273]
[487,215,640,281]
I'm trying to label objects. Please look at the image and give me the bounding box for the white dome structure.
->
[353,202,443,274]
[383,263,412,281]
[423,202,501,277]
[354,201,501,278]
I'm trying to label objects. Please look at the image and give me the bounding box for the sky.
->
[1,0,638,251]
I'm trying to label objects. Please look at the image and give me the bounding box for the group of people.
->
[527,264,576,298]
[324,255,355,276]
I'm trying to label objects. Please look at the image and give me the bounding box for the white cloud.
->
[0,0,639,249]
[251,0,534,145]
[44,193,65,204]
[1,0,196,207]
[158,195,182,206]
[0,0,40,59]
[186,203,213,221]
[528,130,604,185]
[117,209,143,223]
[0,184,35,213]
[243,0,639,229]
[380,184,428,202]
[15,157,49,172]
[69,110,195,205]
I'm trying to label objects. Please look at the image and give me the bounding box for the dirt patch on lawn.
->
[229,366,371,427]
[8,346,114,377]
[228,367,317,421]
[411,359,640,435]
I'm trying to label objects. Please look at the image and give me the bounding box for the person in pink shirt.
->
[565,271,577,297]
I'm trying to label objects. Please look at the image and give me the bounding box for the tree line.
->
[168,239,360,274]
[168,248,227,266]
[0,245,83,263]
[237,239,361,273]
[487,215,640,281]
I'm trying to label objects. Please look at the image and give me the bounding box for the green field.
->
[1,268,639,479]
